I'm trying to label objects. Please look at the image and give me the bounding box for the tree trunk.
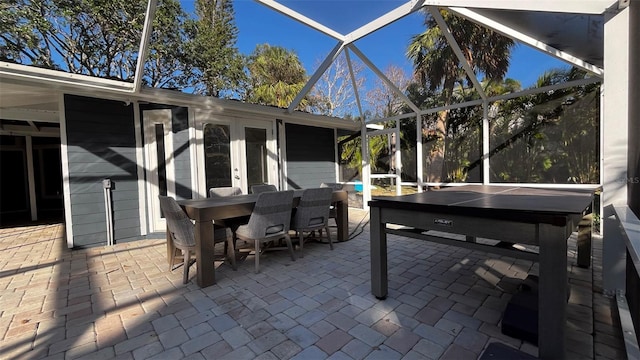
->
[426,81,454,184]
[426,109,448,184]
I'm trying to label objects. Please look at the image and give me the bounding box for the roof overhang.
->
[0,66,359,131]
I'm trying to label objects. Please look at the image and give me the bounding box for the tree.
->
[144,0,192,89]
[366,65,412,119]
[334,66,414,186]
[424,77,523,182]
[364,65,413,178]
[245,44,308,109]
[308,52,365,117]
[1,0,146,78]
[0,0,55,68]
[407,8,514,182]
[0,0,193,88]
[337,125,392,181]
[185,0,246,97]
[488,67,599,184]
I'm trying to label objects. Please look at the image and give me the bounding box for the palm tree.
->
[407,8,515,183]
[245,44,308,109]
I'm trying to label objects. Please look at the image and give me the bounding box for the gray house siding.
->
[64,95,140,248]
[285,123,336,189]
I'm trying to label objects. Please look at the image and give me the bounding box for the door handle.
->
[234,175,240,180]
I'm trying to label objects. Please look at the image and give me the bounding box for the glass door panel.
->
[33,140,63,219]
[143,109,174,232]
[155,124,168,197]
[196,115,275,196]
[203,123,233,190]
[0,148,28,216]
[244,127,268,189]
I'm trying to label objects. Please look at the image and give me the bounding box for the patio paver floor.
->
[0,209,627,359]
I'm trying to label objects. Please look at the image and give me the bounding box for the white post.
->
[59,94,74,248]
[602,6,630,294]
[133,101,148,235]
[25,135,37,221]
[416,115,424,192]
[629,2,640,212]
[482,101,490,185]
[333,128,340,183]
[362,122,371,210]
[395,120,402,196]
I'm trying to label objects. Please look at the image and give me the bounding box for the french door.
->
[196,112,277,196]
[238,119,276,193]
[143,109,175,232]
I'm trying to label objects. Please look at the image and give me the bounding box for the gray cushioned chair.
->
[209,186,242,197]
[235,190,296,273]
[320,182,343,236]
[290,187,334,257]
[208,185,246,257]
[251,184,277,194]
[159,195,236,284]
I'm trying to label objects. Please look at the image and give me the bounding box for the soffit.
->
[471,9,605,68]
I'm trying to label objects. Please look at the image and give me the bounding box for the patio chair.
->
[320,182,343,236]
[159,195,236,284]
[290,187,334,257]
[209,186,242,197]
[251,184,277,194]
[234,190,296,273]
[209,185,247,257]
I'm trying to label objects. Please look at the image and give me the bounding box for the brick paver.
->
[0,209,627,359]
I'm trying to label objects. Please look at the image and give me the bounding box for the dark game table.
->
[368,185,596,359]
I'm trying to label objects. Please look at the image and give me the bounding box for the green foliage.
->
[367,134,392,174]
[407,9,514,182]
[488,67,600,184]
[185,0,246,97]
[338,133,363,177]
[1,0,149,79]
[144,0,193,89]
[338,130,392,178]
[245,44,308,109]
[0,1,55,67]
[407,9,515,98]
[0,0,244,94]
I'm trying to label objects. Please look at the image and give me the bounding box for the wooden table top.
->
[178,189,347,222]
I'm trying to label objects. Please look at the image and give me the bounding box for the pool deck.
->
[0,209,627,359]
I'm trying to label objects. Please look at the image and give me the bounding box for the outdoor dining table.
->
[367,185,596,360]
[168,189,349,288]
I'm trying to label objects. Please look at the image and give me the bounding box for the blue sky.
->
[183,1,569,89]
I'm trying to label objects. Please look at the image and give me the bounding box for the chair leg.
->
[183,250,191,284]
[170,247,179,271]
[326,225,333,250]
[299,232,304,258]
[285,234,296,261]
[225,237,237,270]
[255,240,260,273]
